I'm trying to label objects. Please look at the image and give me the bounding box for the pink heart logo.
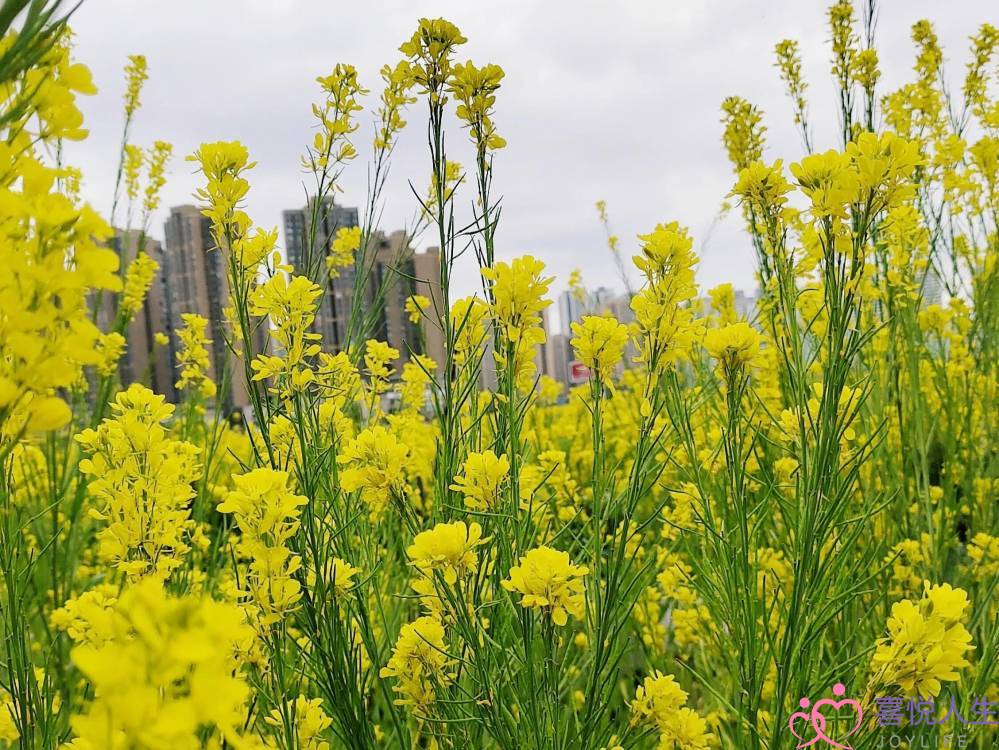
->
[787,683,864,749]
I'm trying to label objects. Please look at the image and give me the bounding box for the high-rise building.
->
[283,197,359,350]
[282,197,444,373]
[558,286,623,335]
[544,330,571,389]
[557,290,585,336]
[112,230,173,399]
[921,265,944,307]
[412,246,446,368]
[162,205,264,411]
[368,231,444,372]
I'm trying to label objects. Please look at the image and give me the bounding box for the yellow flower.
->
[406,293,430,324]
[141,140,172,221]
[175,313,217,400]
[450,450,510,510]
[232,226,276,282]
[51,584,119,647]
[501,546,588,626]
[66,578,253,748]
[0,688,16,744]
[328,225,361,277]
[630,222,704,367]
[450,296,489,364]
[380,616,452,707]
[448,60,506,153]
[729,159,792,216]
[187,140,256,237]
[630,672,712,749]
[851,48,880,93]
[120,252,158,318]
[668,708,714,749]
[374,61,416,151]
[123,143,143,203]
[76,384,199,580]
[707,283,737,325]
[400,18,467,95]
[218,468,308,625]
[570,315,629,388]
[703,321,762,371]
[870,582,974,697]
[266,696,332,750]
[123,54,148,117]
[337,426,409,519]
[721,96,765,172]
[407,521,486,585]
[481,255,553,338]
[363,339,400,391]
[327,557,362,594]
[774,40,808,126]
[967,532,999,580]
[631,671,688,727]
[95,332,126,377]
[308,63,366,170]
[398,355,436,412]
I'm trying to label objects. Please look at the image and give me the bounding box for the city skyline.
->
[125,197,763,397]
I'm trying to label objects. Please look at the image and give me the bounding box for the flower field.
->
[0,1,997,749]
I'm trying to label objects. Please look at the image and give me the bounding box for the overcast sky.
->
[63,0,991,309]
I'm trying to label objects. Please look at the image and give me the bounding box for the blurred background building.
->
[282,197,444,372]
[104,230,173,399]
[111,198,773,411]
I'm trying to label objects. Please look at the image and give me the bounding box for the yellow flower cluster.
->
[870,583,974,697]
[483,255,553,391]
[174,313,216,400]
[631,222,704,368]
[450,449,510,510]
[337,426,409,519]
[120,252,158,318]
[250,274,323,396]
[65,578,253,749]
[327,225,361,277]
[380,616,452,707]
[218,468,309,626]
[407,521,485,585]
[501,546,588,626]
[570,315,629,389]
[703,321,762,372]
[448,60,506,153]
[76,385,199,580]
[0,84,119,438]
[630,672,713,750]
[310,63,366,169]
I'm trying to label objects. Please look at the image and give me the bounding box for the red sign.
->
[568,360,591,384]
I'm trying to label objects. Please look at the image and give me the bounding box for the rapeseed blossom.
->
[450,450,510,510]
[870,583,974,697]
[65,578,253,748]
[407,521,485,584]
[703,321,762,371]
[76,384,199,580]
[218,468,309,625]
[380,616,452,707]
[502,546,588,626]
[570,315,629,389]
[337,426,409,518]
